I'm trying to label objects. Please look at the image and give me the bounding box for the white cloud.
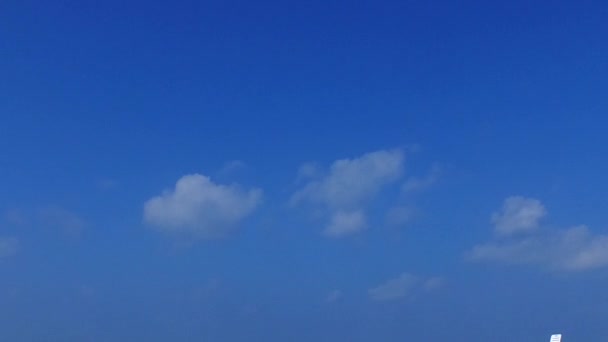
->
[491,196,546,236]
[369,273,441,301]
[469,197,608,272]
[143,174,262,238]
[324,210,367,238]
[291,149,405,237]
[291,149,404,209]
[0,237,19,258]
[470,225,608,272]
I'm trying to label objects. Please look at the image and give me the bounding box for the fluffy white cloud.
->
[291,149,405,237]
[324,210,367,237]
[0,237,19,258]
[469,197,608,272]
[368,273,441,301]
[491,196,546,236]
[143,174,262,238]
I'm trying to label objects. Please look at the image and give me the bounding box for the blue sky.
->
[1,0,608,340]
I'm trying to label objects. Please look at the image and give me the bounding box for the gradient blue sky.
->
[1,0,608,341]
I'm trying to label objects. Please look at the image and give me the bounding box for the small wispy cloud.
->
[143,174,262,238]
[368,273,442,301]
[468,196,608,272]
[217,160,248,178]
[402,164,441,193]
[295,162,321,183]
[291,149,405,238]
[423,277,444,291]
[324,210,367,237]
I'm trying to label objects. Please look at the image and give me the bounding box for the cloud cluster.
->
[469,196,608,272]
[143,174,262,238]
[491,196,546,236]
[0,237,19,258]
[368,273,442,301]
[291,149,405,237]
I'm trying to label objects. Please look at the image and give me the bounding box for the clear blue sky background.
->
[1,0,607,341]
